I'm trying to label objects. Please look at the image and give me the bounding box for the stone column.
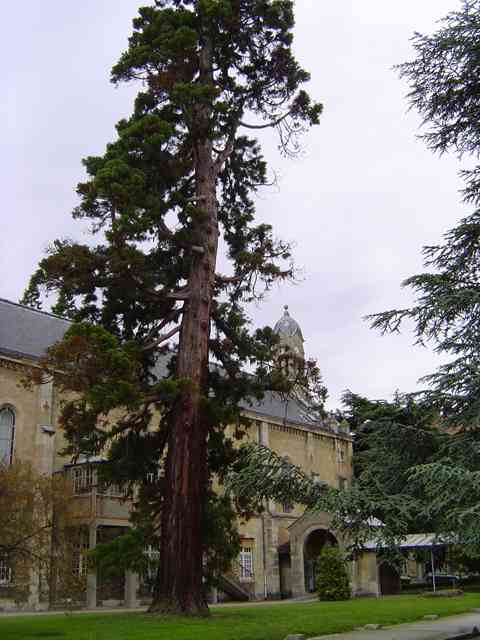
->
[86,523,97,609]
[290,536,306,598]
[350,556,360,595]
[259,421,270,447]
[124,571,138,608]
[264,516,281,598]
[27,565,40,610]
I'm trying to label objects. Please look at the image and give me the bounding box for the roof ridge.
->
[0,298,71,324]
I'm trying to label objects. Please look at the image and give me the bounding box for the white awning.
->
[363,533,453,550]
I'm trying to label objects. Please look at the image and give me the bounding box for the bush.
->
[316,544,351,601]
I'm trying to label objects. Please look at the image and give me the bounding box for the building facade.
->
[0,298,378,610]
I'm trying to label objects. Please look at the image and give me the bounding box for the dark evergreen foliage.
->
[397,0,480,206]
[339,392,443,533]
[368,0,480,550]
[22,0,323,615]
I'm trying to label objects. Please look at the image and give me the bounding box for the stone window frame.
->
[71,533,89,577]
[239,545,254,582]
[0,404,16,465]
[0,555,12,585]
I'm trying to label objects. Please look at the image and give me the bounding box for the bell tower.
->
[273,305,305,378]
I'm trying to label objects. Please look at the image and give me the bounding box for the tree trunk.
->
[48,510,59,609]
[150,36,218,617]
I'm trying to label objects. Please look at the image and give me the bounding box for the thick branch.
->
[215,273,243,285]
[142,326,181,351]
[167,288,191,301]
[214,133,236,175]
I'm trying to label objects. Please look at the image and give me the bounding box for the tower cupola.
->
[273,305,305,360]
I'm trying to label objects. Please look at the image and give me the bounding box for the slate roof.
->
[0,298,343,435]
[0,298,70,360]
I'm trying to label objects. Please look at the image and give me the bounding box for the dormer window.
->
[0,407,15,465]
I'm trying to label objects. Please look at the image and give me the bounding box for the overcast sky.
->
[1,1,469,409]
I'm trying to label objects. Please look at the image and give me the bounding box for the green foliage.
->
[202,492,241,587]
[226,443,338,512]
[226,441,422,553]
[88,529,150,578]
[315,545,351,601]
[338,391,443,533]
[397,0,480,206]
[366,0,480,549]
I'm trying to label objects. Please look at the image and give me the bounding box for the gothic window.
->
[0,407,15,465]
[239,546,254,580]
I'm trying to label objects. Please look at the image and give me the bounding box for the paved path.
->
[310,612,480,640]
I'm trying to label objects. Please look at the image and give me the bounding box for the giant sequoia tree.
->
[23,0,322,615]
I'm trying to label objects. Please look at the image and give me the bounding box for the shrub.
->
[316,544,351,601]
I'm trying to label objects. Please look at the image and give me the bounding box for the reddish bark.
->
[150,38,219,616]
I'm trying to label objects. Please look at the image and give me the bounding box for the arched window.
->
[0,407,15,464]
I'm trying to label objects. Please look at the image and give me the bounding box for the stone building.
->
[0,298,379,610]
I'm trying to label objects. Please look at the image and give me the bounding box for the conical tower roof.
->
[273,306,305,359]
[274,306,304,342]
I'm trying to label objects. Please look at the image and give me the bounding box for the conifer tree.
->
[367,0,480,549]
[23,0,322,615]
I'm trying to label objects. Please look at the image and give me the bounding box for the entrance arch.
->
[303,528,337,592]
[378,561,400,595]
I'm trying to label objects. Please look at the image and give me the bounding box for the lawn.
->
[1,593,479,640]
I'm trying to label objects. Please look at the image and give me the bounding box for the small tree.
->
[315,544,351,601]
[0,461,77,607]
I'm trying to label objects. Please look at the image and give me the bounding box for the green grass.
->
[1,593,479,640]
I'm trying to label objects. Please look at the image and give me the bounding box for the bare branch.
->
[142,326,181,352]
[142,309,182,343]
[239,111,291,131]
[185,196,208,203]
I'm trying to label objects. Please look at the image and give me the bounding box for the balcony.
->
[65,463,132,525]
